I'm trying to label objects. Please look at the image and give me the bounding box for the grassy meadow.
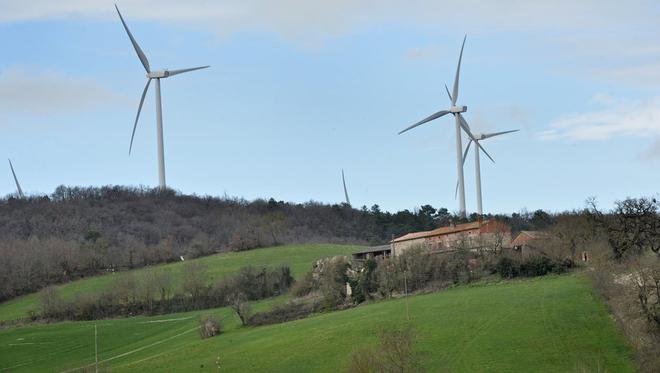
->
[0,244,361,322]
[0,274,636,372]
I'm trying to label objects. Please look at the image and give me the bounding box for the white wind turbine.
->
[455,129,519,215]
[115,5,209,191]
[341,169,351,206]
[8,159,24,198]
[398,35,476,218]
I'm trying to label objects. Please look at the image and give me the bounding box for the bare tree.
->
[226,291,251,326]
[587,197,660,258]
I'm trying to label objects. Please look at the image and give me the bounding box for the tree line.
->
[0,184,584,302]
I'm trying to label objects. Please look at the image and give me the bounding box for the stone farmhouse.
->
[352,220,512,262]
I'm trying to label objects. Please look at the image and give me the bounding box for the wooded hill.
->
[0,185,549,302]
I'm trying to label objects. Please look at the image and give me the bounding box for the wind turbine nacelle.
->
[147,70,169,78]
[450,105,467,113]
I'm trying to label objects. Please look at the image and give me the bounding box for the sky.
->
[1,0,659,214]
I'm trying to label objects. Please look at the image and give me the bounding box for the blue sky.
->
[1,0,659,214]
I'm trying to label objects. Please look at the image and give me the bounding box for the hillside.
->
[0,244,361,322]
[0,275,636,372]
[1,186,474,302]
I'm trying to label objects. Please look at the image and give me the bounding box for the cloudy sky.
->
[1,0,659,213]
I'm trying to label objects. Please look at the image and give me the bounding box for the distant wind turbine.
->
[455,129,519,215]
[341,169,351,206]
[398,35,476,218]
[8,159,24,198]
[115,4,209,191]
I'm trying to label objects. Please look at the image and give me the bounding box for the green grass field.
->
[0,244,361,322]
[0,274,636,372]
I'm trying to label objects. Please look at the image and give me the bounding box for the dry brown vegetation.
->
[348,324,423,373]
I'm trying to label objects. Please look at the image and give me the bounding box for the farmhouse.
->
[390,220,512,256]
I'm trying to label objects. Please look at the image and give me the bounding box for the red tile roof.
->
[511,231,546,247]
[391,221,484,243]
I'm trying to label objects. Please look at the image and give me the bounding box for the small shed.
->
[351,245,392,263]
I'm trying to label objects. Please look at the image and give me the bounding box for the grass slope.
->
[0,275,636,372]
[0,244,361,322]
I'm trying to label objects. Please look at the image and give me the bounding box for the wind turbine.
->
[341,169,351,206]
[115,5,209,191]
[8,159,24,198]
[455,129,519,215]
[398,35,475,218]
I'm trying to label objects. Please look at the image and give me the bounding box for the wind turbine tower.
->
[459,130,519,215]
[115,5,209,190]
[399,35,472,218]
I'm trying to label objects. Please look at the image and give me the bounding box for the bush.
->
[291,271,315,297]
[318,257,350,308]
[348,325,422,373]
[634,259,660,329]
[199,315,222,339]
[39,286,64,319]
[496,256,519,279]
[39,264,293,322]
[248,299,324,326]
[494,254,572,279]
[228,264,294,301]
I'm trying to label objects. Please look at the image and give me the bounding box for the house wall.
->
[391,238,426,256]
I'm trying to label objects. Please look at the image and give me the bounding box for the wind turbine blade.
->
[482,129,520,139]
[476,141,495,163]
[8,159,24,198]
[115,5,151,73]
[456,113,475,139]
[462,139,473,166]
[455,139,472,199]
[167,66,210,77]
[452,35,467,105]
[398,110,450,135]
[342,169,351,206]
[129,79,152,155]
[444,84,452,102]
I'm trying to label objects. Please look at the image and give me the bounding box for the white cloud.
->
[0,68,125,115]
[1,1,659,86]
[0,0,657,37]
[539,95,660,141]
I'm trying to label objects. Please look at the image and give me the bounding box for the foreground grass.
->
[0,274,636,372]
[0,244,361,322]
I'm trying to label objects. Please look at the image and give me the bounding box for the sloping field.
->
[0,275,636,372]
[0,244,361,322]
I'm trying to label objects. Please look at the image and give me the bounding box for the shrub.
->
[228,264,294,301]
[634,260,660,329]
[248,299,324,326]
[494,254,572,279]
[347,325,422,373]
[291,271,315,297]
[199,315,222,339]
[318,256,350,308]
[39,286,64,319]
[496,256,519,279]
